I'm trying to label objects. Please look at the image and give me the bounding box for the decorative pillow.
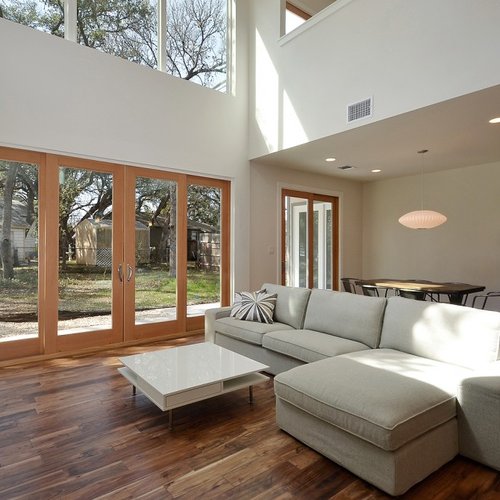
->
[230,289,265,318]
[235,290,278,324]
[230,291,244,318]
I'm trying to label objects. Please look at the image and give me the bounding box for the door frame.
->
[0,146,232,362]
[0,146,45,361]
[45,155,125,353]
[281,188,339,290]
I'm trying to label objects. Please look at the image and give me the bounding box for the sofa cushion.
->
[274,349,470,451]
[262,329,370,363]
[303,289,387,348]
[262,283,311,329]
[215,317,291,345]
[380,297,500,369]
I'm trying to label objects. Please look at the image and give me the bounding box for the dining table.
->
[355,279,485,305]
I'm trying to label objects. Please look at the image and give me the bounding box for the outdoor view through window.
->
[0,0,227,91]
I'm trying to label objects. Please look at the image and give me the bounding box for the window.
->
[0,0,64,37]
[165,0,227,91]
[76,0,158,68]
[285,1,310,34]
[0,0,227,91]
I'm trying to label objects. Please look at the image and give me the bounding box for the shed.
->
[75,219,150,266]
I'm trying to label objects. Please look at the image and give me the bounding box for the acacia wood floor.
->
[1,336,499,499]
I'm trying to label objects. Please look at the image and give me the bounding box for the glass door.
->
[186,176,230,331]
[281,189,338,290]
[47,156,124,352]
[124,168,185,340]
[0,148,44,361]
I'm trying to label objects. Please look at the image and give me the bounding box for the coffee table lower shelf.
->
[118,367,269,428]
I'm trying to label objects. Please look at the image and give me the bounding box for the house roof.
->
[0,199,32,229]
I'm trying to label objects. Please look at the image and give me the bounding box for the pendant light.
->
[398,149,447,229]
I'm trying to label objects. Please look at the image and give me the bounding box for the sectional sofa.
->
[205,283,500,496]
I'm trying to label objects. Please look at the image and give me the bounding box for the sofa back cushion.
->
[303,289,387,348]
[380,297,500,369]
[262,283,311,329]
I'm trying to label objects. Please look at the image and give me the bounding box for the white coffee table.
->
[118,342,269,428]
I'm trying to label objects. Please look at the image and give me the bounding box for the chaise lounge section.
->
[205,284,500,495]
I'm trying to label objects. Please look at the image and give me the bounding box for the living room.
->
[1,0,500,497]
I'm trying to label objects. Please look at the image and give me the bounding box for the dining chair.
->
[398,289,426,301]
[361,285,381,297]
[341,278,359,294]
[471,291,500,310]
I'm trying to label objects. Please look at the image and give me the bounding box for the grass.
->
[0,263,220,320]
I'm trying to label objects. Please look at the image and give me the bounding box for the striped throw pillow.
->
[235,290,277,324]
[230,289,265,318]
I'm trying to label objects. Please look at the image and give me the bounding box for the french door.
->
[0,148,45,360]
[0,147,230,362]
[281,189,339,290]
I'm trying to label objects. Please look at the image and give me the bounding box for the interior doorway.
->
[281,189,339,290]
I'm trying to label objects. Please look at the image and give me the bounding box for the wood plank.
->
[0,335,499,499]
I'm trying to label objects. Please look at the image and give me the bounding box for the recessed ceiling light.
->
[325,157,336,162]
[489,117,500,124]
[371,169,381,173]
[338,165,355,171]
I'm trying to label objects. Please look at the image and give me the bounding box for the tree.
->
[1,0,227,88]
[1,163,19,279]
[166,0,226,88]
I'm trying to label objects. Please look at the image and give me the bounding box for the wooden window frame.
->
[286,2,312,21]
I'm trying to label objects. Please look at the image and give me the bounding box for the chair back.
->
[399,289,426,301]
[361,285,380,297]
[341,277,359,294]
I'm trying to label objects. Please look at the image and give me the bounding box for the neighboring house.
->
[147,217,220,270]
[0,199,37,262]
[74,219,150,267]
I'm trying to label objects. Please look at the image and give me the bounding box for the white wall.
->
[249,0,500,158]
[249,161,363,290]
[362,161,500,309]
[0,3,251,291]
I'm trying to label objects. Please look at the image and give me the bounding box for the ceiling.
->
[254,84,500,182]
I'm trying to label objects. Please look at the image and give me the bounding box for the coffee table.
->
[118,342,269,428]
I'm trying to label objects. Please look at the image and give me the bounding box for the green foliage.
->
[1,0,227,87]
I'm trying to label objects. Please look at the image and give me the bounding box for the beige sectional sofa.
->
[205,283,500,496]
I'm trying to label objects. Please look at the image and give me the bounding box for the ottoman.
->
[274,349,470,495]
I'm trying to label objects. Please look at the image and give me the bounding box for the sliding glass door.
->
[186,176,230,330]
[0,148,44,360]
[0,146,231,363]
[124,168,184,340]
[282,189,338,290]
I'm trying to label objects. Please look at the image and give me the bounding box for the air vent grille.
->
[347,97,373,123]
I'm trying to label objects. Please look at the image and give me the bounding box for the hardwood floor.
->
[1,336,499,499]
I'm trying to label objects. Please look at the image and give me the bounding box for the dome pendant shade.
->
[398,210,447,229]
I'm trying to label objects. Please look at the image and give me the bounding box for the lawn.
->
[0,263,220,321]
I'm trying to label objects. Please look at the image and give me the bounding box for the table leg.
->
[132,385,136,396]
[249,385,254,404]
[168,409,173,430]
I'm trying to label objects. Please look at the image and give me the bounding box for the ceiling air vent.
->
[347,97,373,123]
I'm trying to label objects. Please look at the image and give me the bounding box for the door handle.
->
[118,264,123,282]
[127,264,134,282]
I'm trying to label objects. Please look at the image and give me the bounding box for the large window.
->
[0,0,227,91]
